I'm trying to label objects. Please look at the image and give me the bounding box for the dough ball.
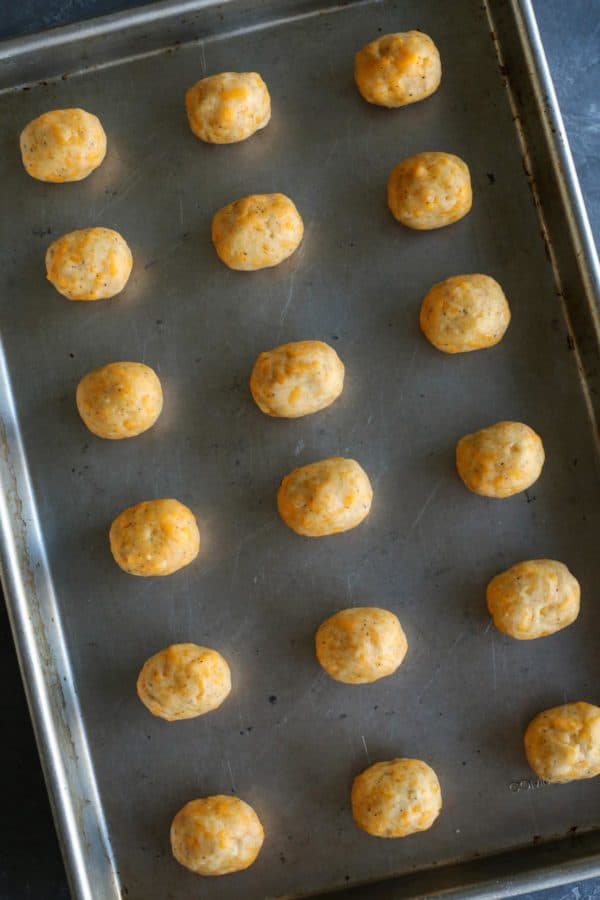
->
[420,274,511,353]
[20,108,106,182]
[185,71,271,144]
[456,421,544,498]
[76,362,163,439]
[487,559,580,640]
[524,702,600,783]
[250,340,344,418]
[46,227,133,301]
[387,151,472,230]
[352,758,442,837]
[137,643,231,721]
[316,607,407,684]
[110,499,200,576]
[212,193,304,271]
[171,795,264,876]
[355,31,441,108]
[277,456,373,537]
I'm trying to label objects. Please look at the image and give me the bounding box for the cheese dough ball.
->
[387,152,472,230]
[352,758,442,837]
[524,702,600,784]
[316,607,407,684]
[185,72,271,144]
[46,227,133,301]
[250,340,344,418]
[137,643,231,721]
[171,795,264,876]
[20,108,106,183]
[487,559,580,640]
[277,457,372,537]
[212,193,304,271]
[110,499,200,576]
[420,274,511,353]
[456,421,544,498]
[76,362,162,439]
[355,32,441,108]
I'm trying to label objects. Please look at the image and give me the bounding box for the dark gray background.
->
[0,1,598,899]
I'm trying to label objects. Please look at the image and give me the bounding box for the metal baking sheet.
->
[1,1,599,898]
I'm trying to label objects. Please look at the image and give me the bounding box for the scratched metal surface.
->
[0,0,599,898]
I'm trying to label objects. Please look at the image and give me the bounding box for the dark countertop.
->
[0,2,598,899]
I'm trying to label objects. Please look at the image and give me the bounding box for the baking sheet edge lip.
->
[0,340,119,900]
[503,0,600,454]
[421,857,600,900]
[0,0,224,60]
[311,844,600,900]
[513,0,600,304]
[419,854,600,900]
[0,0,371,62]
